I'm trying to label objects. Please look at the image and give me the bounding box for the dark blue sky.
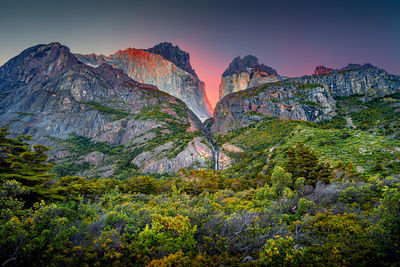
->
[1,0,399,106]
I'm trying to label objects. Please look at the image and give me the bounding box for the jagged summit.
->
[314,66,334,75]
[145,42,197,76]
[222,55,278,77]
[0,42,79,85]
[219,55,281,99]
[341,63,376,71]
[314,63,378,75]
[74,43,212,121]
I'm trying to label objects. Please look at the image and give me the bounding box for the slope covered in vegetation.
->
[1,121,399,266]
[215,93,400,183]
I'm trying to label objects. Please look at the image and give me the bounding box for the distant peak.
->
[19,42,69,57]
[152,42,175,49]
[314,63,379,75]
[46,42,63,48]
[341,63,377,71]
[314,66,334,75]
[0,42,79,83]
[222,55,277,77]
[145,42,197,76]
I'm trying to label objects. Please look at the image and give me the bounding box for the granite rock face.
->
[0,43,213,176]
[221,143,245,154]
[314,66,334,75]
[212,63,400,134]
[294,63,400,97]
[75,43,212,121]
[219,55,283,100]
[132,137,213,174]
[145,42,196,76]
[212,82,336,133]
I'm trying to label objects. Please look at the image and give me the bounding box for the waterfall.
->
[203,119,219,170]
[213,146,219,170]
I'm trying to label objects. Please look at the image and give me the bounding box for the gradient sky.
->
[1,0,399,107]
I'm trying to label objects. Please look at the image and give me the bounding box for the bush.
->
[259,236,305,266]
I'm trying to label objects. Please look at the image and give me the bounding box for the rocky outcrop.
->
[75,43,213,121]
[132,137,213,174]
[145,42,196,76]
[214,143,244,170]
[212,63,400,134]
[221,143,244,153]
[0,42,213,176]
[212,82,336,133]
[300,63,400,97]
[219,55,283,99]
[217,151,233,170]
[314,66,334,75]
[78,151,105,165]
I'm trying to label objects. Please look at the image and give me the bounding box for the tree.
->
[175,169,225,195]
[270,166,293,195]
[123,176,158,194]
[0,127,57,201]
[284,142,332,186]
[373,188,400,263]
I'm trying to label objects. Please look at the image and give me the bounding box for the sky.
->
[1,0,399,107]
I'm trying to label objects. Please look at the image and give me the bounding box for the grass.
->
[80,101,129,120]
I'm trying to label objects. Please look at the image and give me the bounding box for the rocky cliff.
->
[297,63,400,97]
[75,42,213,121]
[212,82,336,133]
[212,63,400,134]
[219,55,283,99]
[314,66,334,75]
[0,42,214,176]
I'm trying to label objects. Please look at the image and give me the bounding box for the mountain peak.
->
[145,42,197,76]
[314,63,379,75]
[341,63,377,71]
[0,42,79,84]
[222,55,277,77]
[314,66,334,75]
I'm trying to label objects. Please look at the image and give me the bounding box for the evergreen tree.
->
[0,127,57,201]
[284,142,332,186]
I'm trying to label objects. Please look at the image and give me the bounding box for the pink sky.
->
[190,57,223,109]
[186,49,227,108]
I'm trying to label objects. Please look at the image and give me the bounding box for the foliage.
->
[0,127,58,202]
[80,101,129,120]
[1,89,400,267]
[284,142,332,186]
[175,169,226,195]
[122,176,158,195]
[259,236,305,266]
[269,166,293,195]
[295,211,378,265]
[372,187,400,263]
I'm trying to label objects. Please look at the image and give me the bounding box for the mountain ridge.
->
[75,43,213,121]
[219,55,284,100]
[213,62,400,135]
[0,42,215,176]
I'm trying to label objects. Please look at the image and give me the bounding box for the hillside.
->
[1,44,400,266]
[0,43,214,177]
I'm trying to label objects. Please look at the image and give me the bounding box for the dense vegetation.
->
[1,93,400,266]
[215,93,400,181]
[50,101,206,179]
